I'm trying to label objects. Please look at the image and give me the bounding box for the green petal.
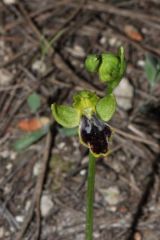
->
[51,104,80,128]
[84,54,100,73]
[96,94,116,121]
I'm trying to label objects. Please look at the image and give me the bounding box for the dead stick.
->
[15,131,52,240]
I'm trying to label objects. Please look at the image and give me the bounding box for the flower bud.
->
[84,54,100,73]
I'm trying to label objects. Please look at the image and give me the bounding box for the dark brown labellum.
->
[79,114,112,156]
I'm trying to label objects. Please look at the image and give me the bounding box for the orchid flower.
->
[51,90,116,157]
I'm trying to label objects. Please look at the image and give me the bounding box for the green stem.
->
[85,151,97,240]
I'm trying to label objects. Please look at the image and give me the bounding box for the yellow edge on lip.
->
[78,124,112,158]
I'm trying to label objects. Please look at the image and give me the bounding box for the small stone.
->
[101,186,121,205]
[100,36,107,45]
[73,45,85,57]
[66,45,85,58]
[0,150,9,158]
[32,60,47,75]
[109,206,117,212]
[94,232,100,239]
[15,215,24,223]
[33,162,41,176]
[25,201,31,211]
[80,169,86,176]
[3,0,16,4]
[40,195,54,217]
[0,69,12,86]
[108,37,122,47]
[10,151,17,160]
[0,227,4,238]
[142,28,148,34]
[134,231,142,240]
[109,37,117,46]
[137,60,145,67]
[114,77,134,110]
[58,142,65,150]
[6,163,12,171]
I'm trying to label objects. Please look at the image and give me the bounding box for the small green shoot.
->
[27,92,41,113]
[144,54,160,87]
[13,125,49,151]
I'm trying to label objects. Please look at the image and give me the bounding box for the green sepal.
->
[84,54,100,73]
[96,94,116,121]
[51,104,80,128]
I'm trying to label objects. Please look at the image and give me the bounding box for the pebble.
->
[0,68,13,86]
[6,163,12,171]
[137,60,145,67]
[100,36,107,45]
[3,0,16,4]
[0,150,9,158]
[109,37,117,46]
[134,231,142,240]
[66,45,85,58]
[80,169,86,176]
[58,142,66,150]
[25,200,31,211]
[101,186,121,205]
[114,77,134,110]
[10,151,17,160]
[33,162,41,176]
[110,206,117,212]
[73,45,85,57]
[15,215,24,223]
[32,60,47,75]
[0,227,4,238]
[109,37,122,47]
[40,194,54,217]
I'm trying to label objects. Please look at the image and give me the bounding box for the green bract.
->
[96,94,116,121]
[51,104,80,128]
[85,54,100,73]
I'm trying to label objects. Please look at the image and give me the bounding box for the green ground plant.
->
[51,47,126,240]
